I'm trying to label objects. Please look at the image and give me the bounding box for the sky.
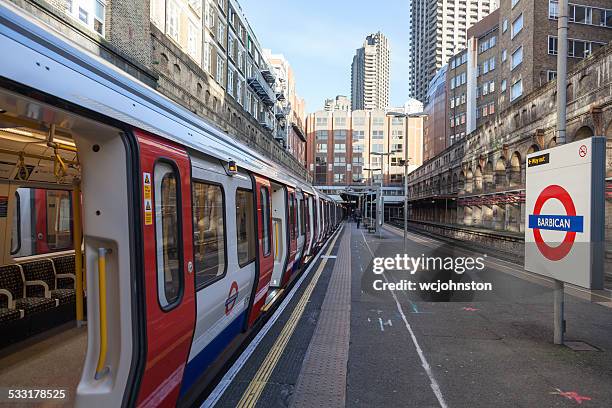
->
[240,0,411,113]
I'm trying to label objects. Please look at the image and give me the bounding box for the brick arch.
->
[574,125,594,141]
[474,165,483,193]
[465,168,474,194]
[494,157,506,189]
[526,144,540,157]
[509,151,521,188]
[484,160,494,192]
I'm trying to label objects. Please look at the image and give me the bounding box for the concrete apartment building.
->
[462,0,612,135]
[305,109,423,200]
[410,0,498,103]
[8,0,309,179]
[351,32,390,111]
[424,65,451,162]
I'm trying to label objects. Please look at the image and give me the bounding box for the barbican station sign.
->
[525,137,606,289]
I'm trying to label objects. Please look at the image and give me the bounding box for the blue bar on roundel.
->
[528,215,584,232]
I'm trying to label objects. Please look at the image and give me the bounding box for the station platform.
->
[201,222,612,408]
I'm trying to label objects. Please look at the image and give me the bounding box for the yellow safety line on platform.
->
[236,226,343,408]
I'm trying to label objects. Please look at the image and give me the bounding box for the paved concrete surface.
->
[210,221,612,407]
[0,324,86,407]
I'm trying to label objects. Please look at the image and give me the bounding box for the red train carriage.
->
[0,3,343,408]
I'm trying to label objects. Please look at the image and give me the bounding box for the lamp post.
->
[553,0,569,346]
[364,167,381,231]
[387,111,428,251]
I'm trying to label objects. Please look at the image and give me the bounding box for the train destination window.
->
[260,187,271,257]
[10,188,73,258]
[236,189,256,266]
[154,162,182,308]
[192,181,226,289]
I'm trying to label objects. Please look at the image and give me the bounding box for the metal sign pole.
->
[554,0,569,345]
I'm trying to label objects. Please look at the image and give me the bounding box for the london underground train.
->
[0,3,341,407]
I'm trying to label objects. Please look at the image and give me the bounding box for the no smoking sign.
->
[525,137,605,289]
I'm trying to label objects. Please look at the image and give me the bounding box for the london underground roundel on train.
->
[524,137,606,290]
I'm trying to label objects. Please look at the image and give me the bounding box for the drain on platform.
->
[564,341,601,351]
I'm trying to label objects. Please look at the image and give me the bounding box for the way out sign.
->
[525,137,605,289]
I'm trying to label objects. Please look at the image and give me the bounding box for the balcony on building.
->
[247,70,276,107]
[260,67,276,85]
[275,102,291,119]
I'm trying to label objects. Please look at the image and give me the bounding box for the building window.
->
[353,144,364,153]
[228,34,235,58]
[511,14,524,39]
[334,173,346,183]
[217,21,225,45]
[334,144,346,153]
[353,130,365,141]
[511,46,523,70]
[512,0,519,8]
[335,117,347,126]
[353,117,366,126]
[236,189,256,267]
[316,143,327,153]
[227,68,234,96]
[154,162,182,309]
[206,6,215,29]
[502,49,507,62]
[316,117,328,126]
[334,156,346,165]
[187,21,198,59]
[188,0,202,16]
[204,42,212,72]
[78,7,88,23]
[549,0,559,19]
[502,19,508,33]
[236,80,243,104]
[192,182,226,290]
[547,70,557,81]
[316,130,328,140]
[93,1,105,35]
[548,36,558,55]
[511,79,523,101]
[569,4,593,24]
[372,144,383,153]
[216,57,225,86]
[372,117,385,127]
[167,0,179,41]
[372,130,384,140]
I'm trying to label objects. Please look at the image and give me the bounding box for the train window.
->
[236,189,256,266]
[10,191,20,255]
[46,190,73,251]
[192,181,226,290]
[154,162,182,309]
[288,193,296,240]
[300,198,306,236]
[10,188,73,258]
[260,187,271,257]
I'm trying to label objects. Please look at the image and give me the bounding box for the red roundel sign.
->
[225,281,239,315]
[531,185,577,261]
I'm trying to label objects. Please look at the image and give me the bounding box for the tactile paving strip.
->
[290,228,351,408]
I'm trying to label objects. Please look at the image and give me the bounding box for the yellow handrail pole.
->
[72,184,84,325]
[95,248,110,380]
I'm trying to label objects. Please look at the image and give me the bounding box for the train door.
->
[179,155,256,399]
[269,182,288,289]
[247,175,274,326]
[134,131,196,407]
[303,194,312,258]
[282,187,298,286]
[293,190,305,272]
